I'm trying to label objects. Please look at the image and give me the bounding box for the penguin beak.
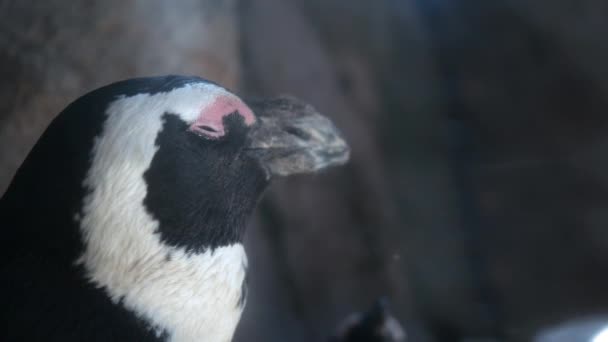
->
[244,96,350,178]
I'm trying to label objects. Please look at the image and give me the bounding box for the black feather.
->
[0,75,242,341]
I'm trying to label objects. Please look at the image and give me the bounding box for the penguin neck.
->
[0,132,98,265]
[77,184,250,341]
[74,131,260,340]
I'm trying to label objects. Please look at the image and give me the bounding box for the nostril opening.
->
[285,126,311,140]
[198,125,218,133]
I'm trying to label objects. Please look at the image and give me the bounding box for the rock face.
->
[0,0,240,195]
[237,0,419,340]
[3,0,608,341]
[416,1,608,339]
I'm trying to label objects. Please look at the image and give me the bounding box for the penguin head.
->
[1,75,349,340]
[3,75,349,254]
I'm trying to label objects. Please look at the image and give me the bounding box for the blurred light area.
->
[593,326,608,342]
[534,316,608,342]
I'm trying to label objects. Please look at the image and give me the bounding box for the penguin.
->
[0,75,349,342]
[329,298,407,342]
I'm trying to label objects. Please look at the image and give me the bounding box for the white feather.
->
[77,83,248,342]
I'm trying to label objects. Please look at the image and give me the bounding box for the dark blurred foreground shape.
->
[329,298,407,342]
[2,0,608,341]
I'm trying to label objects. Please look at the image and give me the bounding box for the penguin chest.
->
[87,244,249,342]
[143,244,249,342]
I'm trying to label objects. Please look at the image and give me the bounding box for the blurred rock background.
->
[2,0,608,341]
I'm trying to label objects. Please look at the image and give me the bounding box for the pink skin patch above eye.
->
[189,95,256,138]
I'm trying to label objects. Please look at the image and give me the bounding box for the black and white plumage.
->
[0,75,349,341]
[330,299,407,342]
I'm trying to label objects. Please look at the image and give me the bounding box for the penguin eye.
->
[197,125,218,133]
[189,123,224,139]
